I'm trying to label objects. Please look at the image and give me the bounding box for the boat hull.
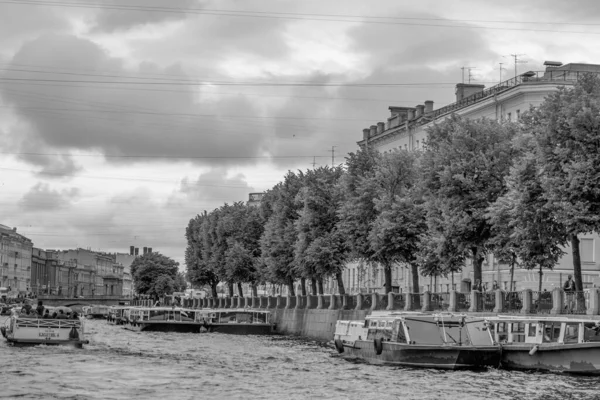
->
[501,344,600,375]
[341,340,501,370]
[2,317,88,348]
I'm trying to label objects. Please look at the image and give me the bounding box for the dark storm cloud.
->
[18,183,80,211]
[0,34,270,168]
[90,0,201,32]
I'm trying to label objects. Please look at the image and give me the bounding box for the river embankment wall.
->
[269,308,368,341]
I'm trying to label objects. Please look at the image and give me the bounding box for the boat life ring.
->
[334,339,345,354]
[373,338,384,355]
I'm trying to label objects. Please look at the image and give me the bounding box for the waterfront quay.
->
[133,288,600,341]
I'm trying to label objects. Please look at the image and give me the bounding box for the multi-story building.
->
[353,61,600,294]
[116,252,136,297]
[0,224,33,295]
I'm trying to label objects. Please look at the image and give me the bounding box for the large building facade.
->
[0,225,33,295]
[350,61,600,294]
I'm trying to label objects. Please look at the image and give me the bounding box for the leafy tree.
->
[369,150,426,293]
[154,275,175,298]
[131,252,179,299]
[421,115,517,285]
[525,73,600,297]
[337,147,381,291]
[185,213,220,297]
[293,166,347,295]
[487,136,567,293]
[260,171,304,295]
[173,271,188,293]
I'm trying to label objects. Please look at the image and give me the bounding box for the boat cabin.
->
[194,309,271,325]
[130,307,195,322]
[491,317,600,345]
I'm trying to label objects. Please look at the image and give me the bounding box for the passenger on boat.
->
[43,309,51,319]
[71,312,79,319]
[21,301,33,315]
[36,300,45,317]
[56,310,68,319]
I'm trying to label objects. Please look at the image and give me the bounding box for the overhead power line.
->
[1,0,600,35]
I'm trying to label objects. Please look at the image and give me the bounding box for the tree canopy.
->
[131,252,180,299]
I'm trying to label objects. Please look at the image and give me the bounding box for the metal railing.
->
[431,292,450,311]
[391,293,405,310]
[504,291,523,313]
[456,292,470,312]
[564,291,587,315]
[377,294,389,310]
[531,291,553,314]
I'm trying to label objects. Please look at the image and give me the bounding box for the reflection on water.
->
[0,316,599,400]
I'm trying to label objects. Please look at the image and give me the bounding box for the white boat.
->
[82,305,110,319]
[124,307,275,334]
[1,313,89,348]
[333,311,501,370]
[107,306,130,325]
[489,315,600,375]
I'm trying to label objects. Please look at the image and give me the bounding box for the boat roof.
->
[491,315,600,323]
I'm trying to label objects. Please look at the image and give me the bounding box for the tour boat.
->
[124,307,275,334]
[107,306,130,325]
[489,315,600,375]
[1,313,89,348]
[333,311,501,370]
[82,305,110,319]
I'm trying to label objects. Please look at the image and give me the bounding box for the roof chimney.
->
[407,109,415,120]
[370,125,377,137]
[377,122,385,134]
[455,83,485,102]
[415,105,425,117]
[424,100,434,114]
[362,128,370,140]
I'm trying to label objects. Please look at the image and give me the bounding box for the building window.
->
[516,109,520,120]
[581,238,595,262]
[508,112,512,122]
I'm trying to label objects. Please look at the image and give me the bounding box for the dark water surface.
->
[1,316,599,400]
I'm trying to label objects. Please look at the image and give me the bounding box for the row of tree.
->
[185,74,600,296]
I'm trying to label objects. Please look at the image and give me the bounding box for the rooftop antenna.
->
[311,156,316,168]
[467,67,477,84]
[328,146,336,167]
[506,53,527,77]
[460,66,475,84]
[499,62,507,83]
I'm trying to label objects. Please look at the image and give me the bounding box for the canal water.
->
[0,316,599,400]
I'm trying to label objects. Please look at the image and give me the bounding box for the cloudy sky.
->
[1,0,600,268]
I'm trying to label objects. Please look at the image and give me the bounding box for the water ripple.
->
[1,316,600,399]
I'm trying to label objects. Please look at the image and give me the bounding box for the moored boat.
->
[107,306,130,325]
[1,312,89,348]
[124,307,275,334]
[489,315,600,375]
[83,305,110,319]
[333,311,501,370]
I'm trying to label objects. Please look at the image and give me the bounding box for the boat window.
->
[495,322,508,342]
[370,320,377,327]
[404,318,443,345]
[583,323,600,342]
[543,323,561,343]
[464,320,493,346]
[512,322,525,333]
[149,310,166,320]
[528,324,537,337]
[378,320,386,328]
[392,320,407,343]
[386,321,393,328]
[564,323,579,344]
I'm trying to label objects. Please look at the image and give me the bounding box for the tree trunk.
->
[237,282,243,297]
[538,264,543,293]
[472,247,483,285]
[336,271,346,295]
[228,282,234,297]
[509,259,515,292]
[410,263,420,293]
[571,234,583,291]
[211,282,218,298]
[384,263,393,294]
[300,277,307,296]
[317,279,324,295]
[287,276,295,297]
[251,284,258,297]
[310,278,317,295]
[571,234,586,312]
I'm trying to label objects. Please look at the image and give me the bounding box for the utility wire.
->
[1,0,600,34]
